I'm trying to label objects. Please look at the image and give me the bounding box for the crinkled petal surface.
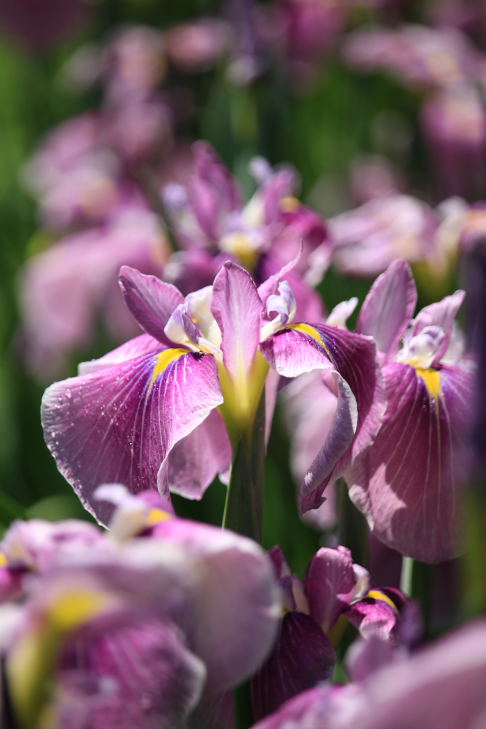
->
[250,612,336,722]
[345,362,474,563]
[41,349,223,525]
[119,266,184,347]
[260,324,385,513]
[151,519,280,691]
[357,260,417,360]
[305,547,355,635]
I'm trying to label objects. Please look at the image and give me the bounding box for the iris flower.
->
[346,260,475,563]
[41,260,384,526]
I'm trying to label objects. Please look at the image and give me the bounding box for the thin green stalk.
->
[232,680,254,729]
[337,479,369,569]
[400,557,434,638]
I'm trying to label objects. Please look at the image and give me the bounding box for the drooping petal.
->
[250,612,336,722]
[260,324,386,513]
[305,547,356,635]
[150,519,280,691]
[41,349,223,525]
[119,266,184,347]
[411,290,465,366]
[356,260,417,360]
[211,262,263,382]
[166,409,232,500]
[345,593,401,643]
[345,362,474,563]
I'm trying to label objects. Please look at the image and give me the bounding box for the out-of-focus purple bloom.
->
[265,0,348,88]
[162,141,330,321]
[0,0,89,50]
[165,19,232,72]
[19,208,170,381]
[348,155,406,206]
[346,260,475,563]
[342,24,486,91]
[420,85,486,200]
[41,261,384,521]
[329,194,438,278]
[250,544,409,721]
[252,619,486,729]
[0,492,280,728]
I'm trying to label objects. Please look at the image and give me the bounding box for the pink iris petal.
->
[305,547,356,635]
[55,620,206,729]
[41,350,223,526]
[150,519,280,691]
[345,597,400,643]
[346,362,474,563]
[211,262,263,382]
[166,409,231,500]
[260,324,385,513]
[119,266,185,347]
[356,260,417,361]
[79,333,162,374]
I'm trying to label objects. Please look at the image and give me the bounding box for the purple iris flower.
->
[0,488,280,728]
[344,260,475,563]
[162,141,330,322]
[41,260,384,524]
[251,618,486,729]
[250,545,408,721]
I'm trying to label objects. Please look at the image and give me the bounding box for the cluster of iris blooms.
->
[3,0,486,727]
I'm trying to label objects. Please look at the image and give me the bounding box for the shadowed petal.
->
[41,349,223,525]
[260,324,385,513]
[119,266,184,346]
[166,409,232,500]
[211,262,263,382]
[357,260,417,360]
[346,362,474,563]
[411,290,465,366]
[250,612,336,722]
[305,547,355,634]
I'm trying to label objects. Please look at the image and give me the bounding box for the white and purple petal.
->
[411,290,465,366]
[41,348,223,525]
[345,362,474,563]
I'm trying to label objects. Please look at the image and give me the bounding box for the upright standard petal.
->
[305,547,356,635]
[356,260,417,361]
[260,324,385,513]
[119,266,184,347]
[346,362,474,563]
[411,290,465,366]
[41,349,223,525]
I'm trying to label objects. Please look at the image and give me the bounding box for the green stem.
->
[337,479,369,569]
[400,557,434,638]
[232,680,254,729]
[222,388,266,543]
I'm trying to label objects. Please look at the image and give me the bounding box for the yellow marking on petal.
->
[279,196,300,213]
[365,590,398,612]
[146,508,172,526]
[0,552,8,568]
[288,323,333,361]
[414,367,443,415]
[148,348,187,394]
[48,590,112,632]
